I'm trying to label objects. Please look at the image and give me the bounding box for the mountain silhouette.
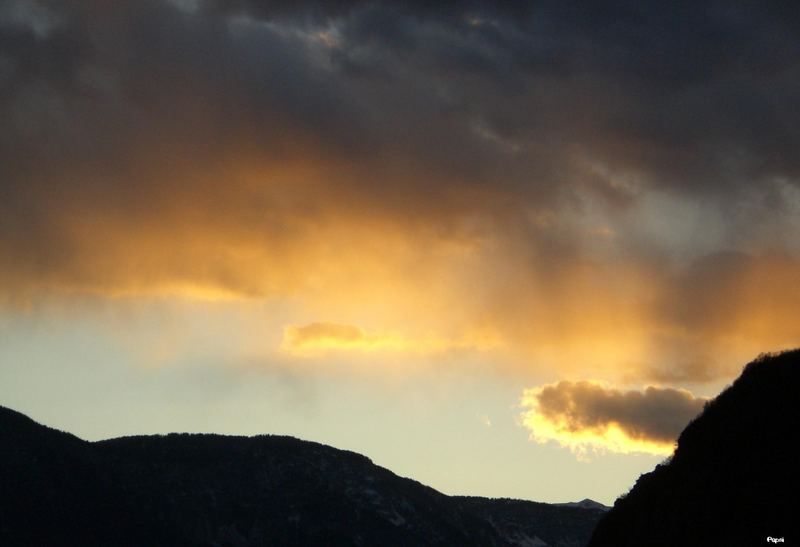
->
[0,406,604,546]
[589,349,800,547]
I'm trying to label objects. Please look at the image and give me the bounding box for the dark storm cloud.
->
[4,0,799,213]
[210,0,800,193]
[202,0,534,24]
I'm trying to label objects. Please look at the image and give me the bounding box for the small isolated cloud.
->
[282,321,390,354]
[284,322,367,348]
[520,381,707,457]
[281,321,500,355]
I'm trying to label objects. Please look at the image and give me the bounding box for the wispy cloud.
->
[281,321,501,355]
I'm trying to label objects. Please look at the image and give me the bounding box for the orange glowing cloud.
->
[519,381,707,457]
[281,321,502,356]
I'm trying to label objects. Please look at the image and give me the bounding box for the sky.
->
[2,0,800,505]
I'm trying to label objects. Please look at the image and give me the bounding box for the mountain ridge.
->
[0,404,604,547]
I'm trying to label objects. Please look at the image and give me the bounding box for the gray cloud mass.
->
[526,381,707,445]
[2,1,800,382]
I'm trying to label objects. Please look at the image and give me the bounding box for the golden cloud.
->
[519,381,707,457]
[281,321,502,356]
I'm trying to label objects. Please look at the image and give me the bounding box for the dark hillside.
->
[589,350,800,547]
[0,406,604,546]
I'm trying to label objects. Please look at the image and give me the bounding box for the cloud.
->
[281,321,501,355]
[283,322,369,351]
[520,381,707,457]
[2,1,800,383]
[3,1,800,297]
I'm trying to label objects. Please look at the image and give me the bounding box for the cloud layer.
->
[3,1,800,381]
[520,381,707,456]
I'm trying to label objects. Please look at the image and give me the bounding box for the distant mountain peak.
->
[555,499,610,511]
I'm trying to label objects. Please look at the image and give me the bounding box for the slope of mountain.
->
[589,349,800,547]
[458,497,606,547]
[0,406,604,547]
